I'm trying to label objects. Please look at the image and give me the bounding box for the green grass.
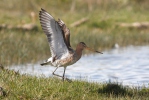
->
[0,68,149,100]
[0,29,149,66]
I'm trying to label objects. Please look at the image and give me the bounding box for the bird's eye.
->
[80,42,86,46]
[83,44,86,47]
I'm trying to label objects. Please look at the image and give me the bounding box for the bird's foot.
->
[65,78,72,83]
[62,77,72,83]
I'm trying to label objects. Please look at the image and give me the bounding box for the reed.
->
[1,28,149,66]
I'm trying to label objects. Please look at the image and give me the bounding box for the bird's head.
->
[78,42,103,54]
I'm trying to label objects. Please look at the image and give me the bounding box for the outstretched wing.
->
[39,8,69,59]
[57,19,71,49]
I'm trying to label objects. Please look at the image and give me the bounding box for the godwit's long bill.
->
[39,8,103,82]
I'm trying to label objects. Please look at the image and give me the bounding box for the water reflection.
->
[10,45,149,86]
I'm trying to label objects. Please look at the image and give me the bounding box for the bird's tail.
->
[40,57,52,66]
[40,61,52,66]
[40,62,48,66]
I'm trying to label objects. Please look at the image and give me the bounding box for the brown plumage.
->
[39,8,103,82]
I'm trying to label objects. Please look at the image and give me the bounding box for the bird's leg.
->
[52,66,63,78]
[63,67,72,82]
[62,67,66,81]
[52,66,72,82]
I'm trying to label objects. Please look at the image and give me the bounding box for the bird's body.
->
[39,8,102,81]
[43,50,79,67]
[41,43,84,68]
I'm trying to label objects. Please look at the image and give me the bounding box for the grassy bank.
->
[0,68,149,100]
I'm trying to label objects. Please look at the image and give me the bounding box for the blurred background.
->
[1,0,149,65]
[0,0,149,79]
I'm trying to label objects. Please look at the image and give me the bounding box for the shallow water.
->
[10,45,149,86]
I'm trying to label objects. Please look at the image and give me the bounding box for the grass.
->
[0,28,149,66]
[0,68,149,100]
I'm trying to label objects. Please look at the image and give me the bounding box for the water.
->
[10,45,149,86]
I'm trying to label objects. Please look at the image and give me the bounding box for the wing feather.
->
[57,19,71,48]
[39,8,69,59]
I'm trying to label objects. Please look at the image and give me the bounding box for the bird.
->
[39,8,103,82]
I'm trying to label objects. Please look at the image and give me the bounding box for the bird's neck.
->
[75,47,83,60]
